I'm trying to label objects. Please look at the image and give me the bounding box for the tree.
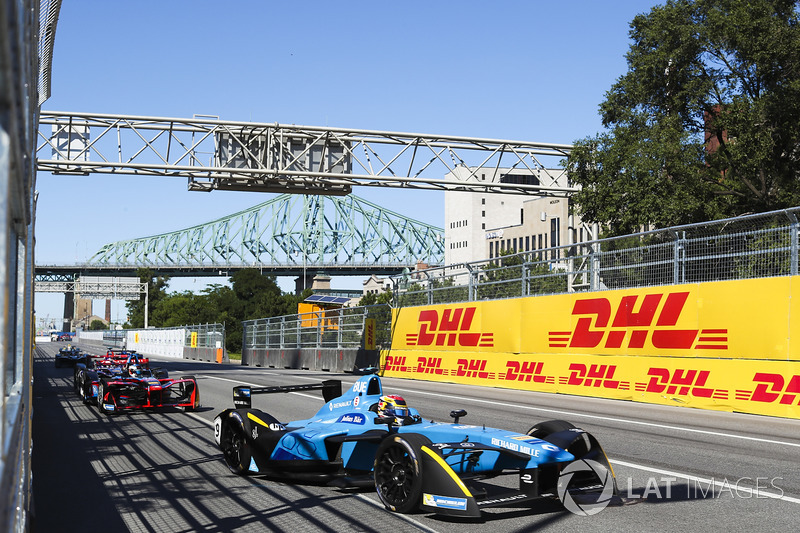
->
[126,268,171,328]
[89,319,107,331]
[567,0,800,235]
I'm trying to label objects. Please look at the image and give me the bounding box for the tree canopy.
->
[567,0,800,235]
[125,269,308,353]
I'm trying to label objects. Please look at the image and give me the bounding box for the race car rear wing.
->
[233,380,342,408]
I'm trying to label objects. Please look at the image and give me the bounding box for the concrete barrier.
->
[242,347,379,372]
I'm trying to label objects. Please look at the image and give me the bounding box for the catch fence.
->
[391,207,800,306]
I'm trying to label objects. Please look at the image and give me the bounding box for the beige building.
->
[444,166,585,264]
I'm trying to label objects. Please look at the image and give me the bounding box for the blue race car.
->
[55,345,90,368]
[213,373,617,518]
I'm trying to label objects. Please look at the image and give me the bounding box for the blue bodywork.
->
[214,373,615,517]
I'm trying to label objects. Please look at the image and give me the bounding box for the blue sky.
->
[34,0,661,325]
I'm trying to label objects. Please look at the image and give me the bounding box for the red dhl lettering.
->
[636,367,722,398]
[456,358,490,379]
[737,373,800,405]
[416,356,444,375]
[567,363,620,389]
[384,355,409,373]
[505,361,546,382]
[406,307,493,347]
[549,292,727,351]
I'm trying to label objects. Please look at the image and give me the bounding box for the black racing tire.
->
[527,419,593,463]
[77,374,86,402]
[373,433,431,514]
[97,382,114,415]
[526,419,577,439]
[219,420,251,475]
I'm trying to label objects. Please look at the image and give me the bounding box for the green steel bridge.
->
[34,193,445,281]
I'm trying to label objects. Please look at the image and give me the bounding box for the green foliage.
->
[568,0,800,235]
[89,319,107,331]
[479,251,567,298]
[126,269,308,353]
[125,268,171,328]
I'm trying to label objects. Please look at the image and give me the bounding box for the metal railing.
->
[391,207,800,306]
[243,305,391,350]
[184,323,225,349]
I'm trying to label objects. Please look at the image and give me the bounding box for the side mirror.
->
[233,386,252,408]
[450,409,467,423]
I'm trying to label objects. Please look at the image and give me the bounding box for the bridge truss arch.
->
[89,194,444,274]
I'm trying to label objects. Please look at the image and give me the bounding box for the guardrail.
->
[241,305,389,370]
[77,323,227,363]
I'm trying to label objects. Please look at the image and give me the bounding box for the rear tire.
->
[374,433,430,514]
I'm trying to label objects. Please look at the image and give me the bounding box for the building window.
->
[526,236,530,251]
[482,210,485,217]
[550,217,560,259]
[481,198,485,205]
[500,173,540,186]
[482,223,485,229]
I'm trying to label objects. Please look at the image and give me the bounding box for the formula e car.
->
[74,351,199,414]
[213,374,617,518]
[55,345,90,368]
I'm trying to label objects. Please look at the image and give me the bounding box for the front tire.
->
[97,382,115,415]
[219,421,252,475]
[374,433,430,514]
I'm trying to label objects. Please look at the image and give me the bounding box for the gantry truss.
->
[87,194,444,273]
[36,111,575,196]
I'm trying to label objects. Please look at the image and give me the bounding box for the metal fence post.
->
[467,264,475,302]
[522,262,528,297]
[789,211,799,276]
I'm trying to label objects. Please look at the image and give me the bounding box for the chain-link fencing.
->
[391,207,800,306]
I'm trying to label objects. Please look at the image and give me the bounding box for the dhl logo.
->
[456,358,494,379]
[563,363,629,390]
[503,361,554,384]
[384,355,411,373]
[406,307,494,347]
[737,373,800,405]
[635,367,728,400]
[549,292,727,351]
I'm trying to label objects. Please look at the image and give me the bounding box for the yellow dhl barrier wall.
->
[381,277,800,419]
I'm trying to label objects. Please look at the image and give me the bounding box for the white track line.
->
[611,458,800,504]
[385,384,800,449]
[201,374,800,448]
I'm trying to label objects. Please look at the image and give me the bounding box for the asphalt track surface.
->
[32,342,800,532]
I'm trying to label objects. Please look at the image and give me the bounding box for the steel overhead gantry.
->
[36,111,575,196]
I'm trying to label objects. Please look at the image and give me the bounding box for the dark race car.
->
[74,352,199,414]
[54,345,90,368]
[213,373,617,518]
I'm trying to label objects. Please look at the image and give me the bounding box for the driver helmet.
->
[128,364,142,377]
[377,395,409,418]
